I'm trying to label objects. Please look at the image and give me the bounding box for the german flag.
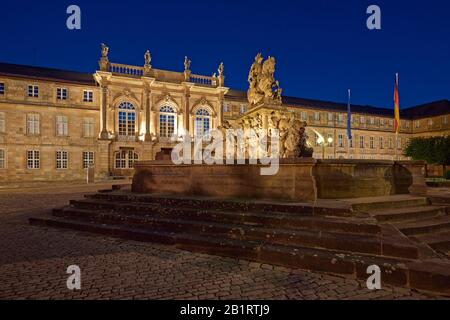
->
[394,73,400,134]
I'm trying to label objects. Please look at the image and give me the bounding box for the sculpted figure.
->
[247,54,282,106]
[144,50,151,66]
[218,62,224,76]
[101,43,109,58]
[184,56,191,71]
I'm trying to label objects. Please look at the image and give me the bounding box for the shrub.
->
[445,170,450,180]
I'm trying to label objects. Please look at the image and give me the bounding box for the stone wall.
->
[132,159,427,202]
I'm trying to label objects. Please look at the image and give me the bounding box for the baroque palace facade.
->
[0,46,449,184]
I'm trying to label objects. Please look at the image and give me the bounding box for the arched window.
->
[195,108,210,137]
[159,106,175,138]
[115,150,139,169]
[118,102,135,138]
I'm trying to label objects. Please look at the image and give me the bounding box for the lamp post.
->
[317,136,334,159]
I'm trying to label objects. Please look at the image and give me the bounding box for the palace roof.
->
[0,62,448,119]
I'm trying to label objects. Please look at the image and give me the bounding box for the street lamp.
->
[317,136,333,159]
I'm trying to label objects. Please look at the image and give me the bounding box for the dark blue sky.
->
[1,0,449,109]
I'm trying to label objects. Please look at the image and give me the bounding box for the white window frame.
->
[83,151,94,169]
[27,150,40,169]
[0,112,5,133]
[56,115,69,136]
[115,150,138,169]
[359,136,365,149]
[56,87,68,100]
[370,137,375,149]
[83,90,93,102]
[195,109,211,138]
[56,150,68,169]
[159,106,176,138]
[27,114,40,135]
[83,118,95,138]
[28,85,39,98]
[338,134,344,148]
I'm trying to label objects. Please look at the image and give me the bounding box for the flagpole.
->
[347,89,352,159]
[394,73,399,161]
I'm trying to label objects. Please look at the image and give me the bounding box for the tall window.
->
[327,133,333,147]
[118,102,136,138]
[359,136,365,149]
[195,109,211,137]
[115,150,138,169]
[27,114,40,135]
[56,150,68,169]
[83,90,93,102]
[397,138,402,149]
[83,118,94,137]
[27,150,40,169]
[327,113,334,122]
[56,116,68,136]
[0,149,5,169]
[56,88,68,100]
[389,137,394,149]
[379,137,384,149]
[370,137,374,149]
[83,151,94,169]
[360,116,365,124]
[0,112,5,133]
[338,134,344,148]
[0,82,4,95]
[314,112,320,121]
[240,104,247,114]
[301,111,307,121]
[159,106,175,138]
[28,85,39,97]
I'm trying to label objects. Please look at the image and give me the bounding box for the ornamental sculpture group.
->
[222,53,314,159]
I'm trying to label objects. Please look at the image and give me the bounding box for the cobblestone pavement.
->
[0,184,445,300]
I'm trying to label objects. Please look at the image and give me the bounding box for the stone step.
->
[67,199,380,235]
[84,192,352,217]
[54,207,416,259]
[28,215,450,295]
[396,215,450,236]
[370,206,446,223]
[350,195,428,212]
[413,231,450,252]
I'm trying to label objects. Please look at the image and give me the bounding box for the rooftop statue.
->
[144,50,152,67]
[247,53,282,106]
[101,43,109,59]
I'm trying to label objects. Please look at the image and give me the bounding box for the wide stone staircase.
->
[29,189,450,295]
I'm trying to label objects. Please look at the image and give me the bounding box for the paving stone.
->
[0,184,447,300]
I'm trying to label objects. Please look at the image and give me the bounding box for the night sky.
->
[1,0,449,109]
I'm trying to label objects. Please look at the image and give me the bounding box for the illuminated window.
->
[159,106,175,138]
[195,109,211,138]
[115,150,138,169]
[118,102,136,138]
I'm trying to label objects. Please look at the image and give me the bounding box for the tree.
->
[405,136,450,177]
